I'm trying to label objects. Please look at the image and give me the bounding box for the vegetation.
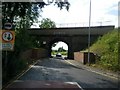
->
[51,47,68,56]
[2,1,70,85]
[51,50,68,56]
[86,29,119,71]
[39,18,56,28]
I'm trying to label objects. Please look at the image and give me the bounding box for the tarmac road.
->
[17,58,119,89]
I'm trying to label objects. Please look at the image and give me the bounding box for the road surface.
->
[15,58,119,89]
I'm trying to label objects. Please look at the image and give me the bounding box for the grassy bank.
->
[86,29,119,71]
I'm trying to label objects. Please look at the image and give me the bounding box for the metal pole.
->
[5,50,8,69]
[88,0,91,65]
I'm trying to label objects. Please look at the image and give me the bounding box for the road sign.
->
[4,23,12,30]
[2,31,13,42]
[0,30,15,51]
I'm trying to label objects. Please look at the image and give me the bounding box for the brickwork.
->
[31,48,48,59]
[74,52,95,64]
[20,48,48,61]
[20,49,32,60]
[74,52,84,63]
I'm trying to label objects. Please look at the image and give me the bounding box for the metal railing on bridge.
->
[31,21,114,28]
[56,21,113,28]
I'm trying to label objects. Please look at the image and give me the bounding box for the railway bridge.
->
[28,25,114,59]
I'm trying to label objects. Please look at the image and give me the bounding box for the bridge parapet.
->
[28,26,114,36]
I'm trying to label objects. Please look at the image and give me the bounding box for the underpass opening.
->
[51,41,68,59]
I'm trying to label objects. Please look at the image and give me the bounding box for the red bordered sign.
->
[0,30,15,51]
[2,31,13,42]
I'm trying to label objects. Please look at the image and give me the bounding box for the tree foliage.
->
[58,47,63,52]
[2,1,70,28]
[2,2,39,28]
[39,18,56,28]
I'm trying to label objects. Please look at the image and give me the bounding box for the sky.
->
[52,41,68,50]
[31,0,119,28]
[31,0,119,50]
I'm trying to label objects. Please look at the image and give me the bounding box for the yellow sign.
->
[0,30,15,51]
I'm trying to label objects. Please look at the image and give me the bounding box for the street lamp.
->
[88,0,91,65]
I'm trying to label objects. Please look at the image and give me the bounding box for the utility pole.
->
[88,0,91,65]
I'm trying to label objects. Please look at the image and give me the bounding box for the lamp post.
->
[88,0,91,65]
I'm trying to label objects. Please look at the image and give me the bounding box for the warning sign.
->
[0,30,15,51]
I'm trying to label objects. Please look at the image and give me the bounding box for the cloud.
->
[31,0,119,28]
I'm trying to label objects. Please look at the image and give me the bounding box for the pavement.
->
[65,59,119,80]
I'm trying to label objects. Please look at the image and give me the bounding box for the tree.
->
[39,18,56,28]
[2,1,70,28]
[58,47,63,52]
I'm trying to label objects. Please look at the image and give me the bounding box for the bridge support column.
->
[68,51,74,59]
[68,41,74,59]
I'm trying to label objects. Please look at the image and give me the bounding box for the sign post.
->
[1,22,15,80]
[1,30,15,69]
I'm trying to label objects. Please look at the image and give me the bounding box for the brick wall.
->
[74,52,95,64]
[31,48,48,59]
[20,48,48,61]
[20,49,32,60]
[74,52,84,63]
